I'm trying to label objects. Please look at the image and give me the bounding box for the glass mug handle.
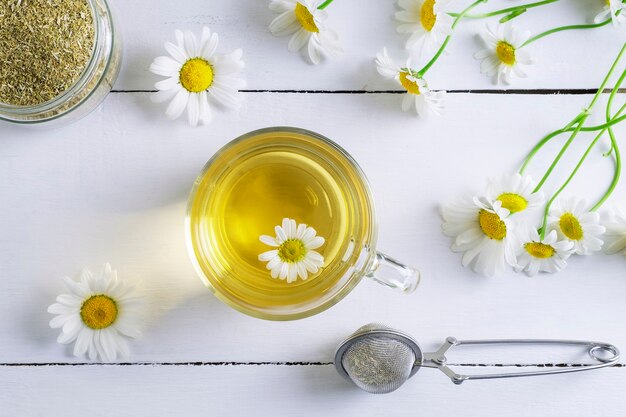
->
[365,252,420,294]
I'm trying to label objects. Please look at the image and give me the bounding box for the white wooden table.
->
[2,1,626,415]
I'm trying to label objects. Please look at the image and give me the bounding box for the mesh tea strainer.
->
[334,323,620,394]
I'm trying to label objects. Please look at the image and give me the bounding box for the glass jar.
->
[0,0,121,127]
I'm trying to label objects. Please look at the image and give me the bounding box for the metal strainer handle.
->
[422,337,621,385]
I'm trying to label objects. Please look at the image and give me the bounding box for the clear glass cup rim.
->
[185,126,379,320]
[0,0,115,123]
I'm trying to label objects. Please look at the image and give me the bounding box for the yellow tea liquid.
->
[187,129,375,318]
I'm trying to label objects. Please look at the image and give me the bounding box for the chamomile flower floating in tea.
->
[394,0,453,57]
[375,48,445,117]
[48,263,144,362]
[486,174,544,216]
[474,23,532,85]
[149,26,245,127]
[268,0,342,64]
[547,197,605,255]
[595,0,626,25]
[603,209,626,256]
[515,228,574,276]
[441,197,518,277]
[259,218,325,283]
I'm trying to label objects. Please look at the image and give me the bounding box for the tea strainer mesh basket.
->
[335,324,423,394]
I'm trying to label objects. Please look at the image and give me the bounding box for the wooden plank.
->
[108,0,626,91]
[1,91,624,364]
[2,365,624,416]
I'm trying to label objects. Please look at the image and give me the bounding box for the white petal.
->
[259,250,279,261]
[279,263,289,279]
[296,224,307,239]
[183,30,199,58]
[270,0,295,13]
[88,333,98,360]
[49,313,72,328]
[267,256,282,271]
[151,87,179,104]
[307,36,322,65]
[73,328,92,357]
[113,318,142,339]
[288,28,310,52]
[275,225,287,242]
[63,276,88,298]
[306,236,325,249]
[48,303,72,315]
[296,262,308,280]
[164,42,189,64]
[287,264,298,283]
[269,10,298,35]
[165,89,190,120]
[208,83,241,110]
[260,235,279,246]
[57,323,82,344]
[155,76,179,91]
[149,56,181,77]
[197,91,212,125]
[201,32,219,60]
[104,329,121,361]
[116,336,131,359]
[186,93,200,127]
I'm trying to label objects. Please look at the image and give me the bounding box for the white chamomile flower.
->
[594,0,626,25]
[259,218,325,283]
[268,0,342,64]
[149,26,245,127]
[474,23,532,85]
[441,196,518,277]
[395,0,453,57]
[515,227,574,276]
[48,264,144,362]
[486,173,544,216]
[375,48,446,117]
[602,208,626,255]
[547,197,605,255]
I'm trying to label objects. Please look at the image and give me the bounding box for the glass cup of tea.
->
[186,127,420,320]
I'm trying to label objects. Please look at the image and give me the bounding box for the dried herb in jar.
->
[0,0,95,106]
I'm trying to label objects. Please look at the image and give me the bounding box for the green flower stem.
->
[523,43,626,199]
[417,0,487,77]
[317,0,333,10]
[579,112,626,131]
[448,0,558,18]
[519,102,626,175]
[537,125,607,238]
[520,18,612,48]
[590,68,626,211]
[535,45,626,238]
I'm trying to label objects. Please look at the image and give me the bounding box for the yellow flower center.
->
[559,212,584,240]
[478,209,507,240]
[80,295,118,330]
[295,2,319,33]
[420,0,437,31]
[497,193,528,214]
[524,242,555,259]
[278,239,307,263]
[399,72,421,95]
[496,41,516,66]
[179,58,214,93]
